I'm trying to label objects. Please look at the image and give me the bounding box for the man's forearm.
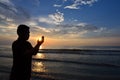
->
[33,43,41,55]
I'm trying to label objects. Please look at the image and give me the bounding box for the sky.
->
[0,0,120,49]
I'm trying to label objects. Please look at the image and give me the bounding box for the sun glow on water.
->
[35,53,45,59]
[40,45,42,49]
[32,61,46,73]
[32,53,46,73]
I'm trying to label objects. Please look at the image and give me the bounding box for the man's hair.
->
[17,24,29,36]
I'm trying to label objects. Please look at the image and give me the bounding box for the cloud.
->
[0,0,31,42]
[53,4,62,7]
[45,22,105,38]
[30,15,107,39]
[64,4,79,9]
[0,0,117,39]
[0,0,30,25]
[25,16,114,39]
[0,0,12,5]
[38,17,55,25]
[53,0,98,9]
[49,11,64,24]
[56,23,103,32]
[38,11,64,25]
[98,28,120,38]
[64,1,80,9]
[0,24,17,39]
[63,0,67,2]
[64,0,98,9]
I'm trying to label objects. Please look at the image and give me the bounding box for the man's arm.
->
[26,36,44,55]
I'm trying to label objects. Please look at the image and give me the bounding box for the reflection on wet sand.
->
[34,53,45,59]
[32,53,56,80]
[32,61,46,72]
[32,53,46,73]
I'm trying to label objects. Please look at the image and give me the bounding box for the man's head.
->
[17,24,30,40]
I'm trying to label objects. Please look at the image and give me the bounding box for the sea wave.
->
[39,49,120,55]
[32,58,120,68]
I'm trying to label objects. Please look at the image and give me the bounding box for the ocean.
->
[0,46,120,80]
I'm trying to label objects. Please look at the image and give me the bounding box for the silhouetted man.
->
[9,24,44,80]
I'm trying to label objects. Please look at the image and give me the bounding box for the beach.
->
[0,46,120,80]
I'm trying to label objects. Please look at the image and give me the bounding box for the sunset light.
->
[38,37,42,42]
[32,61,46,73]
[0,0,120,48]
[32,53,46,72]
[1,0,120,80]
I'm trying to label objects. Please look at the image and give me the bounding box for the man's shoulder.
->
[25,40,31,45]
[12,40,18,45]
[25,41,33,48]
[12,40,31,46]
[12,40,32,48]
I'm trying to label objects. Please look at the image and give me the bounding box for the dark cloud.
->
[56,23,101,32]
[0,1,30,25]
[42,23,107,38]
[25,17,119,39]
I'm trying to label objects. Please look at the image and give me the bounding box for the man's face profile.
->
[17,24,30,40]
